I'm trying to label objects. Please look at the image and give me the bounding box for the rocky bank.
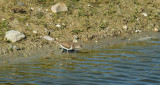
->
[0,0,159,56]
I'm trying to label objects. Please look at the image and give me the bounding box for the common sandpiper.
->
[54,40,82,53]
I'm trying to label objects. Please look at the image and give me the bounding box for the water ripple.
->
[0,38,160,84]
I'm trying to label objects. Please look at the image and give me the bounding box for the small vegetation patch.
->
[0,20,9,35]
[35,11,44,19]
[72,29,83,34]
[0,20,9,41]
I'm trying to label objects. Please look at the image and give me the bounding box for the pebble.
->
[1,18,6,21]
[17,1,25,6]
[46,9,49,12]
[154,28,159,32]
[43,36,54,41]
[73,39,78,43]
[33,30,38,34]
[141,13,148,17]
[30,7,34,11]
[123,25,128,30]
[135,30,142,33]
[51,3,68,13]
[55,24,61,28]
[73,35,79,39]
[136,18,139,21]
[5,30,25,42]
[8,45,20,51]
[88,4,93,7]
[13,46,20,50]
[26,23,30,27]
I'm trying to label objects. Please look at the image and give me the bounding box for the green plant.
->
[71,0,79,2]
[37,0,47,3]
[78,8,88,16]
[129,13,137,22]
[1,6,5,12]
[0,20,9,36]
[35,12,44,19]
[99,22,109,30]
[72,29,82,34]
[18,15,30,23]
[133,0,140,5]
[36,0,54,7]
[108,8,117,14]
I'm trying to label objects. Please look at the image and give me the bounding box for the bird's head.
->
[74,44,82,49]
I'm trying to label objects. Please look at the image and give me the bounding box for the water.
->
[0,38,160,85]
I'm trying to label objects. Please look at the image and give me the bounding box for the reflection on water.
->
[0,38,160,85]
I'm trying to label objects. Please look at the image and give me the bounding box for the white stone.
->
[62,23,65,25]
[135,30,142,33]
[30,7,34,11]
[5,30,25,42]
[1,18,6,21]
[73,35,78,39]
[43,36,54,41]
[154,28,159,32]
[141,13,148,17]
[51,3,68,13]
[123,25,128,30]
[73,39,78,43]
[26,23,30,27]
[33,30,38,34]
[17,1,25,6]
[46,9,49,12]
[88,4,93,7]
[136,18,139,21]
[55,24,61,28]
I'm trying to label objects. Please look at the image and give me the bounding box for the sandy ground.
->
[0,0,159,65]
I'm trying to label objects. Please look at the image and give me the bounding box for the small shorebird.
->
[54,40,82,53]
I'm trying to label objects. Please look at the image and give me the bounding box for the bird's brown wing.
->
[58,41,72,49]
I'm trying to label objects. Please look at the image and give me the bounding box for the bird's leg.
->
[61,48,64,53]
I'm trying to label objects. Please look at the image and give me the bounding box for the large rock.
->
[5,30,25,42]
[43,36,54,41]
[51,3,68,13]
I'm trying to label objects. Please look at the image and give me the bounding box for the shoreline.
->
[1,31,160,66]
